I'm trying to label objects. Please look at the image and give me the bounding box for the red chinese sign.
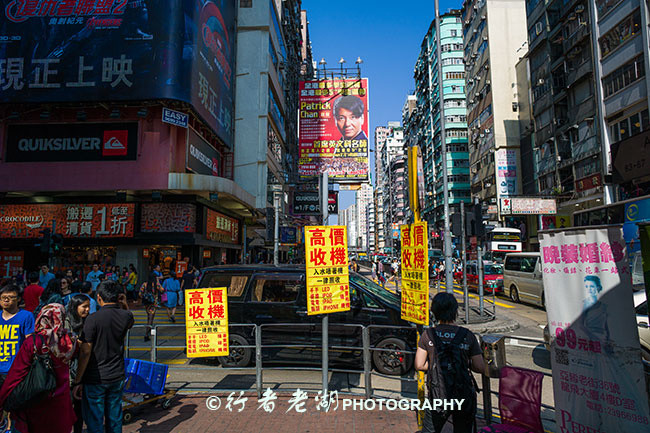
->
[0,204,135,238]
[206,209,239,244]
[400,221,429,325]
[304,225,350,315]
[0,251,24,278]
[184,287,229,358]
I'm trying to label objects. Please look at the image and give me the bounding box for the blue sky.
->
[302,0,461,217]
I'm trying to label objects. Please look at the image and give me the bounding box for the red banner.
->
[205,209,239,244]
[0,204,135,238]
[299,79,369,181]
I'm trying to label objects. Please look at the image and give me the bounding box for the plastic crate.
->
[124,358,168,395]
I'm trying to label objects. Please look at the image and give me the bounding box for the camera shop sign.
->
[293,192,338,215]
[5,123,138,162]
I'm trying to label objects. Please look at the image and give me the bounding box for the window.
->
[252,276,302,303]
[596,0,624,17]
[505,256,522,271]
[599,10,641,57]
[200,274,249,300]
[602,55,645,98]
[446,71,465,80]
[450,29,457,37]
[240,0,252,6]
[362,293,381,309]
[609,109,650,142]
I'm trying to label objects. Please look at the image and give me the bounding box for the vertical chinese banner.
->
[304,226,351,315]
[185,288,229,357]
[400,222,429,325]
[540,227,650,431]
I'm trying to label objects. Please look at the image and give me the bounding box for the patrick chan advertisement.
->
[0,0,236,147]
[540,227,650,432]
[298,79,369,181]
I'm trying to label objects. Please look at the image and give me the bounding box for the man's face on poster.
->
[335,108,364,140]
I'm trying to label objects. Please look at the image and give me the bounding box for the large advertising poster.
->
[540,227,650,432]
[0,1,235,147]
[299,79,369,181]
[185,287,229,357]
[400,222,429,325]
[495,148,519,198]
[0,203,135,238]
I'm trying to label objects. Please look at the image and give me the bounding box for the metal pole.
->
[273,191,280,266]
[255,324,262,398]
[242,224,247,264]
[482,372,492,424]
[461,202,469,324]
[478,246,484,317]
[434,0,453,293]
[321,171,329,396]
[362,326,372,399]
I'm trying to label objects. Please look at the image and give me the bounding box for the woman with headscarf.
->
[0,303,77,433]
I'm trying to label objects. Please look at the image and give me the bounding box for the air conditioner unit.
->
[469,99,475,103]
[481,15,486,20]
[465,20,470,25]
[473,29,478,34]
[483,36,488,41]
[575,5,585,13]
[485,79,491,84]
[538,78,545,85]
[535,22,543,35]
[480,133,485,138]
[484,64,489,70]
[474,5,478,10]
[484,128,490,133]
[476,76,481,80]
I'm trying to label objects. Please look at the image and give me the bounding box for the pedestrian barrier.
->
[124,323,650,428]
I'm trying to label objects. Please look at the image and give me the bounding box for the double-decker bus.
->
[485,227,522,262]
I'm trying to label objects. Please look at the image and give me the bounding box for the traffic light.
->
[51,234,63,254]
[39,228,51,254]
[473,204,485,238]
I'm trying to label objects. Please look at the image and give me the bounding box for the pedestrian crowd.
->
[0,260,199,433]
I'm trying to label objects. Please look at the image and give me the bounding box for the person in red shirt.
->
[23,271,43,312]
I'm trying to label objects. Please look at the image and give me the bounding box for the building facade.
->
[406,11,471,233]
[355,183,373,251]
[462,0,528,222]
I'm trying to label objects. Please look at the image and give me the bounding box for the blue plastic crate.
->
[124,358,168,395]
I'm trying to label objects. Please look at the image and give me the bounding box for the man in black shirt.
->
[73,280,134,433]
[415,293,485,433]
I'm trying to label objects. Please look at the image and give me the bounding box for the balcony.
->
[566,60,592,87]
[571,135,600,161]
[563,23,590,52]
[537,156,557,175]
[533,91,553,116]
[535,123,554,144]
[568,98,595,124]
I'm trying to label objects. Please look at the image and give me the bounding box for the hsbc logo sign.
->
[102,130,128,156]
[5,123,138,162]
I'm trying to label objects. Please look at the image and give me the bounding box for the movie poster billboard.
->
[540,227,650,432]
[299,79,369,181]
[0,1,235,147]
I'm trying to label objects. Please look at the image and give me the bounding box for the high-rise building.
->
[406,11,471,233]
[346,204,358,248]
[381,126,407,254]
[355,183,373,251]
[462,0,528,221]
[374,122,400,252]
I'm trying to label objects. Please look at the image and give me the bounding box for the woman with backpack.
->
[0,304,77,433]
[414,292,486,433]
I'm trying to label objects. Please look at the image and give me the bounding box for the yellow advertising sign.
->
[401,221,429,325]
[185,287,229,357]
[304,225,351,315]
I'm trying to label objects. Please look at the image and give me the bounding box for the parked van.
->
[503,252,545,307]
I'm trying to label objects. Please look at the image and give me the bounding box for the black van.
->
[198,265,417,375]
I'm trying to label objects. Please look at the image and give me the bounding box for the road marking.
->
[450,289,515,309]
[506,338,540,349]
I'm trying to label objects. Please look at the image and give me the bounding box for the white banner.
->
[540,227,649,432]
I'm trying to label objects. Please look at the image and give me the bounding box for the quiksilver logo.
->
[104,137,125,150]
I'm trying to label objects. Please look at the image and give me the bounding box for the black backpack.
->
[426,327,477,414]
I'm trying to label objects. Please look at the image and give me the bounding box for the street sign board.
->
[185,287,229,358]
[400,221,429,325]
[162,108,189,128]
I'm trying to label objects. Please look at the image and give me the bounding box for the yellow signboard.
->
[185,287,229,357]
[304,225,351,315]
[400,221,429,325]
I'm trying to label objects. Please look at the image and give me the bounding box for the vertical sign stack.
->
[400,221,429,325]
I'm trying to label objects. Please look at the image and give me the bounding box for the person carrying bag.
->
[0,304,77,433]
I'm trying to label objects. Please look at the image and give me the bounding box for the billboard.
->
[298,79,369,181]
[206,209,239,244]
[540,227,650,432]
[186,128,221,176]
[500,197,557,215]
[292,191,338,215]
[495,148,519,197]
[0,203,135,238]
[5,123,138,162]
[140,203,196,233]
[0,1,236,147]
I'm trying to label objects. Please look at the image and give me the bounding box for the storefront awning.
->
[168,173,257,218]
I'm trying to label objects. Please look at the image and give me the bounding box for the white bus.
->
[485,227,522,262]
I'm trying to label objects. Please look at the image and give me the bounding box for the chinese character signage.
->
[500,197,557,215]
[0,1,235,148]
[206,209,239,244]
[140,203,196,233]
[400,222,429,325]
[0,252,23,278]
[0,203,135,238]
[5,123,138,162]
[495,148,519,198]
[185,287,229,358]
[540,227,650,431]
[304,226,350,315]
[298,79,369,181]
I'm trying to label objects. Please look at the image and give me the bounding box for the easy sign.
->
[162,108,189,128]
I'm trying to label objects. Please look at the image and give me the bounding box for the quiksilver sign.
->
[5,123,138,162]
